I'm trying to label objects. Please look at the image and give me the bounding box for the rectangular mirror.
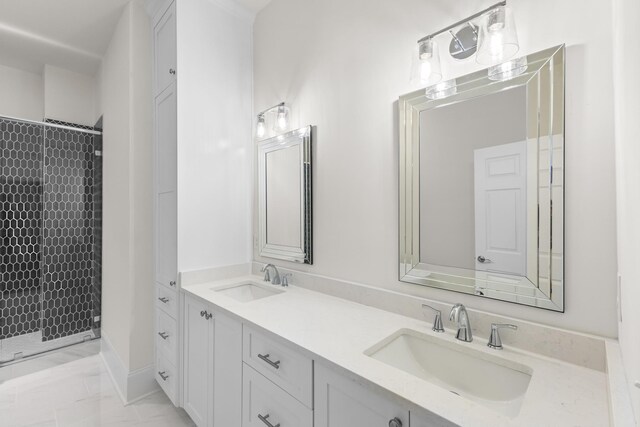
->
[258,126,312,264]
[399,45,564,311]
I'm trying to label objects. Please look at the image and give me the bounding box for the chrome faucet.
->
[261,264,281,285]
[449,304,473,342]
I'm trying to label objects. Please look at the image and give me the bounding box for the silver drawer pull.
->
[257,353,281,370]
[258,414,280,427]
[169,281,176,287]
[158,371,169,381]
[158,332,169,340]
[158,297,169,304]
[169,68,176,75]
[477,256,492,263]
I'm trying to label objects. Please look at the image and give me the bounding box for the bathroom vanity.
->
[176,274,612,427]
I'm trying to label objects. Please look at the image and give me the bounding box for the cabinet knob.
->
[169,68,176,75]
[169,280,176,287]
[200,310,206,317]
[389,418,403,427]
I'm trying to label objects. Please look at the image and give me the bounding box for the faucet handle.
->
[421,304,445,333]
[487,323,518,350]
[281,273,292,287]
[261,266,271,282]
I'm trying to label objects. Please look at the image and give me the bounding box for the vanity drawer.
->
[156,309,178,365]
[156,354,178,405]
[242,363,313,427]
[156,282,178,317]
[243,326,313,408]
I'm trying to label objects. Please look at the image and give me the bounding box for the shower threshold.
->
[0,330,98,366]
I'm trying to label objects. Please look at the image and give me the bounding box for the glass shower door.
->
[0,117,102,365]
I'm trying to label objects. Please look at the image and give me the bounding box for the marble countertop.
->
[182,275,609,427]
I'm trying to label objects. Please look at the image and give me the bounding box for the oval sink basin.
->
[365,329,532,417]
[213,283,283,303]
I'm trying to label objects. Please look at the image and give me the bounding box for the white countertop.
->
[182,275,609,427]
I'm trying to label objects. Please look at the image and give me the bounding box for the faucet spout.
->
[261,264,281,285]
[449,304,473,342]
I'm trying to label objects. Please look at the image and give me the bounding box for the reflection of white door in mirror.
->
[474,141,527,276]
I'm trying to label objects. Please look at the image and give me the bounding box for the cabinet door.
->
[155,84,177,290]
[315,364,409,427]
[213,314,243,427]
[154,1,176,95]
[183,296,213,427]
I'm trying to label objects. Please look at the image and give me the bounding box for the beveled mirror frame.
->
[258,125,313,264]
[399,45,565,311]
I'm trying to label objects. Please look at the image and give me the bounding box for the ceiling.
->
[0,0,273,76]
[235,0,272,14]
[0,0,131,75]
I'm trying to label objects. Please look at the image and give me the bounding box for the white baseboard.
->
[100,333,159,404]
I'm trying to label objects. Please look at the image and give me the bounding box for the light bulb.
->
[416,39,442,85]
[276,106,288,131]
[476,5,519,65]
[256,115,266,138]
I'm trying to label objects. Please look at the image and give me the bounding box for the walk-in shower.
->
[0,116,102,365]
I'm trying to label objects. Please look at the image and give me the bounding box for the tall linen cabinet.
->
[149,0,254,414]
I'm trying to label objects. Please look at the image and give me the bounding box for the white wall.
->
[253,0,618,337]
[98,0,154,390]
[176,0,253,272]
[0,64,43,121]
[613,0,640,418]
[43,65,96,126]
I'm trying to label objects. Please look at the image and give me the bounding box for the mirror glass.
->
[258,126,312,264]
[399,45,564,311]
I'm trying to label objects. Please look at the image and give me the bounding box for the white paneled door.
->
[474,141,527,276]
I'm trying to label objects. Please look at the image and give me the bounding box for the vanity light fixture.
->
[256,114,266,138]
[414,1,520,92]
[255,102,290,138]
[487,55,528,81]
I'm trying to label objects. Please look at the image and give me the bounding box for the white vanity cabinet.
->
[314,363,409,427]
[182,295,242,427]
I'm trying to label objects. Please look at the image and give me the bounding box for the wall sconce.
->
[413,1,519,91]
[255,102,290,138]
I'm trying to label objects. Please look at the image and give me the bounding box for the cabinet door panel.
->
[183,296,213,427]
[154,1,176,94]
[314,364,408,427]
[213,314,243,427]
[156,192,177,288]
[155,84,177,194]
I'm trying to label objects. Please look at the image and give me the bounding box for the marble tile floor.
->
[0,342,194,427]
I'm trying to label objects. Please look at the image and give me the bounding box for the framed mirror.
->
[258,126,313,264]
[399,45,564,311]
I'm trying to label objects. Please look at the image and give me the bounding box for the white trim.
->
[100,333,160,405]
[145,0,174,21]
[205,0,255,25]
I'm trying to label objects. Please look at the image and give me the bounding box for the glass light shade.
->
[415,39,443,86]
[275,105,289,132]
[256,115,266,138]
[476,5,519,65]
[488,56,528,81]
[425,79,457,100]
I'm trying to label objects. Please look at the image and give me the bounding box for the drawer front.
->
[156,354,178,405]
[243,326,313,408]
[243,364,313,427]
[156,282,178,317]
[156,309,178,366]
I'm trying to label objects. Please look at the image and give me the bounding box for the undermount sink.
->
[213,283,284,303]
[365,329,532,418]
